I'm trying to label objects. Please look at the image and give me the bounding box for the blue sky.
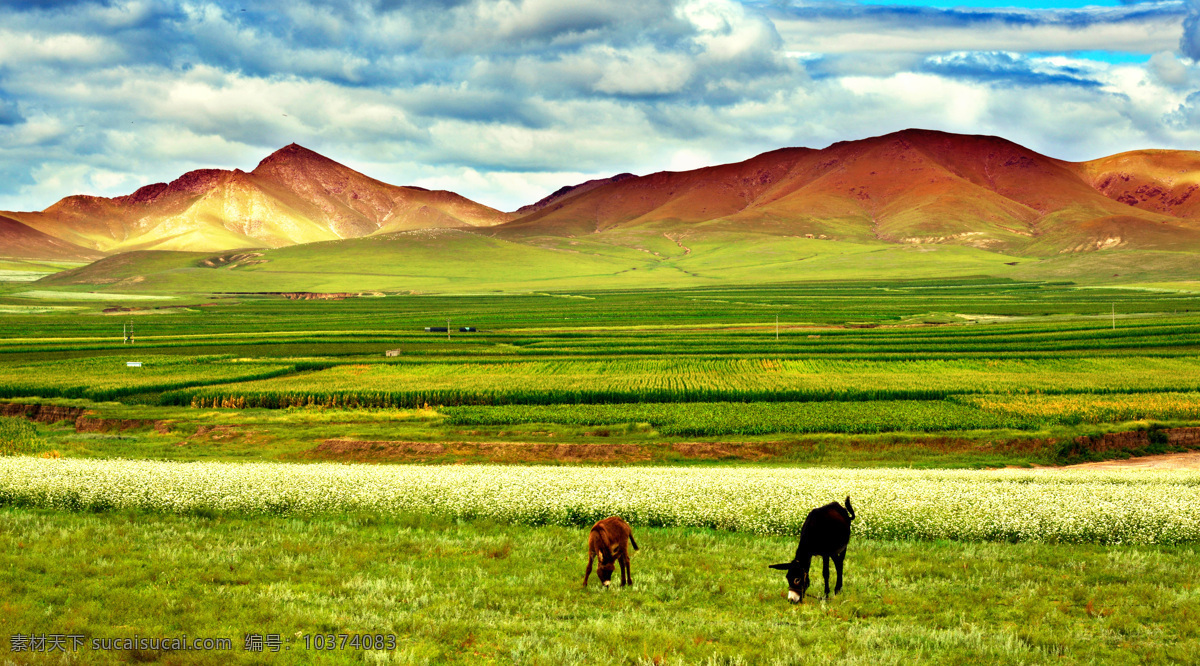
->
[0,0,1198,212]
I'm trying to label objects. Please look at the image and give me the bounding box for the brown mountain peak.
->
[113,168,233,207]
[253,143,338,173]
[515,173,638,215]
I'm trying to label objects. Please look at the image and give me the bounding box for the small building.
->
[385,349,401,357]
[458,327,477,333]
[424,327,449,333]
[126,361,143,367]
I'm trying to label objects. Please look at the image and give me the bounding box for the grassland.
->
[1,509,1196,665]
[21,215,1200,294]
[30,232,1041,294]
[3,277,1200,662]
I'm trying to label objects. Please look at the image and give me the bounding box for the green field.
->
[0,278,1198,461]
[3,277,1200,662]
[2,509,1196,665]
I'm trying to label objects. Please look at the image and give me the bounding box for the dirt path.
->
[1059,451,1200,471]
[1004,451,1200,471]
[664,233,692,255]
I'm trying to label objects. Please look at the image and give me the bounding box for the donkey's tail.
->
[844,496,856,521]
[629,531,639,551]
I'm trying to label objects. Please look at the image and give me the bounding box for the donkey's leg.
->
[822,556,831,598]
[833,550,845,594]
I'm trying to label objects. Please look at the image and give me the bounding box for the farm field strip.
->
[165,356,1200,408]
[0,329,412,345]
[3,458,1198,544]
[3,318,1197,361]
[956,392,1200,425]
[0,356,303,401]
[444,400,1033,435]
[2,280,1199,336]
[1,318,1196,342]
[447,395,1200,434]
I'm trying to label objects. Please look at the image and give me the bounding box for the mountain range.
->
[1,144,511,259]
[4,129,1200,264]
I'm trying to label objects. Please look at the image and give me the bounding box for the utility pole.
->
[775,314,779,341]
[447,318,451,342]
[1112,303,1115,330]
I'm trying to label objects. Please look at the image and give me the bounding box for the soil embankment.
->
[0,402,169,434]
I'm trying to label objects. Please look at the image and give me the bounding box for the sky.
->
[0,0,1198,213]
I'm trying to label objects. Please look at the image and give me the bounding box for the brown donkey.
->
[583,516,639,587]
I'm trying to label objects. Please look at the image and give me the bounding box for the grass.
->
[2,392,1194,469]
[0,416,50,456]
[24,225,1200,294]
[12,290,176,300]
[0,508,1195,664]
[8,396,1189,468]
[30,232,1037,294]
[2,278,1199,661]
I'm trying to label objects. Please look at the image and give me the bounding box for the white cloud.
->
[668,148,715,172]
[839,73,990,132]
[593,47,695,95]
[680,0,779,62]
[0,29,122,65]
[772,9,1184,55]
[1,0,1199,216]
[1150,51,1193,86]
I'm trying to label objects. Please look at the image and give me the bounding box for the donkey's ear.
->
[768,562,792,570]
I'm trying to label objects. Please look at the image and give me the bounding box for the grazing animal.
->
[769,496,855,603]
[583,516,639,587]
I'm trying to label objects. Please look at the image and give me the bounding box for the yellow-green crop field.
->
[957,392,1200,425]
[0,356,298,401]
[168,356,1200,409]
[2,281,1200,663]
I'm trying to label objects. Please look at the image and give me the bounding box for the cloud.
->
[0,28,123,65]
[0,0,1199,214]
[1150,50,1193,85]
[0,96,22,125]
[920,51,1104,88]
[1183,0,1200,58]
[767,3,1186,55]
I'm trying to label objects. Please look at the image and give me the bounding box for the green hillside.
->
[30,224,1200,296]
[29,228,1058,294]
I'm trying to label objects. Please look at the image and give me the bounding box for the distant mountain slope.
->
[1080,150,1200,220]
[0,214,102,261]
[513,173,637,215]
[498,129,1200,256]
[7,130,1200,264]
[2,144,512,254]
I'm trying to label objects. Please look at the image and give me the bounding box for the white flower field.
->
[2,457,1198,545]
